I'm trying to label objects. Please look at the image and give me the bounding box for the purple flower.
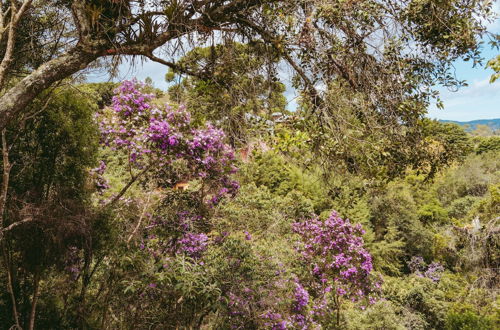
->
[293,282,309,312]
[96,79,240,206]
[178,232,209,258]
[425,262,444,282]
[408,257,444,282]
[90,160,109,193]
[292,211,380,307]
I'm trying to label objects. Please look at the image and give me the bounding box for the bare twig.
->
[126,192,153,244]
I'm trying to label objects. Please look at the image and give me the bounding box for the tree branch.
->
[0,46,98,130]
[0,129,11,231]
[126,192,152,245]
[106,164,153,207]
[0,217,33,236]
[145,53,211,81]
[235,16,324,111]
[0,0,34,88]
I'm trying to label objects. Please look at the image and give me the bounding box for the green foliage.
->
[470,183,500,221]
[167,42,286,145]
[446,304,497,330]
[369,226,406,276]
[215,183,294,235]
[418,119,473,178]
[0,85,102,328]
[447,196,480,219]
[382,274,474,329]
[344,300,406,330]
[404,0,485,58]
[83,82,118,108]
[370,181,433,260]
[418,199,449,224]
[435,152,500,205]
[241,151,331,214]
[487,55,500,83]
[9,86,99,200]
[475,136,500,154]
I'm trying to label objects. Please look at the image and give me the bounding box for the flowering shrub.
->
[293,282,309,312]
[292,211,381,326]
[96,79,238,204]
[408,256,444,282]
[178,232,209,258]
[94,80,241,310]
[257,212,382,329]
[408,256,426,273]
[141,211,210,260]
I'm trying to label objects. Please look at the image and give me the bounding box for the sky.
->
[88,4,500,122]
[425,1,500,121]
[426,40,500,121]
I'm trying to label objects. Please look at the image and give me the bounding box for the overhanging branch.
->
[235,16,324,111]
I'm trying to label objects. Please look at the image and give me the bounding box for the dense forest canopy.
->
[0,0,499,329]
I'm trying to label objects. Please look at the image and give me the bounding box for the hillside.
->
[440,118,500,131]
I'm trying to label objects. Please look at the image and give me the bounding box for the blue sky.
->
[427,2,500,121]
[426,37,500,121]
[88,6,500,122]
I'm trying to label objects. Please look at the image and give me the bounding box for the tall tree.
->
[167,41,286,146]
[0,0,494,134]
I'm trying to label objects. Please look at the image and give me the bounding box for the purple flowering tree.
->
[93,79,240,295]
[292,211,381,327]
[96,79,238,206]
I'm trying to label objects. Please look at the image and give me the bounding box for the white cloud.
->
[428,78,500,121]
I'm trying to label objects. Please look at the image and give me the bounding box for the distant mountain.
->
[439,118,500,132]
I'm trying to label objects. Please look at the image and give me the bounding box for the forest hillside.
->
[0,1,499,329]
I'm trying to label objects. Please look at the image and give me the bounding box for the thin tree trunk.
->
[0,129,20,328]
[78,236,95,330]
[336,297,341,328]
[0,129,11,232]
[106,164,153,206]
[79,267,88,330]
[0,0,34,89]
[126,193,152,244]
[1,244,20,329]
[28,270,41,330]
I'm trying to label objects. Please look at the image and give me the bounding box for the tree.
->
[291,211,381,328]
[0,85,100,329]
[0,0,494,154]
[167,41,286,146]
[475,136,500,154]
[418,119,473,178]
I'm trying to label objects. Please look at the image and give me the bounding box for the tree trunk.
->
[0,46,98,130]
[0,129,10,233]
[0,129,20,328]
[1,243,20,329]
[28,270,41,330]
